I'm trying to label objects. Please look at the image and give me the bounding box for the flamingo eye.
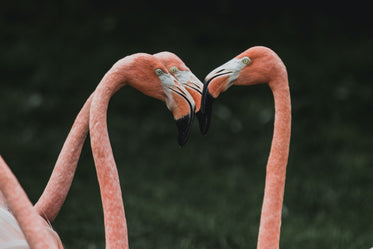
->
[155,68,163,76]
[242,57,251,64]
[170,66,179,73]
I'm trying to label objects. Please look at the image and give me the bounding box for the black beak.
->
[176,111,194,146]
[199,70,232,135]
[169,86,196,146]
[195,110,205,133]
[198,79,215,135]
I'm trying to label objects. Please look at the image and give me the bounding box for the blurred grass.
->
[1,1,373,248]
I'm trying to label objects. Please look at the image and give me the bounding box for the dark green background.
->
[1,1,372,248]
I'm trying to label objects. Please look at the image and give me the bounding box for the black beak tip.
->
[176,113,194,147]
[199,90,215,135]
[196,111,205,134]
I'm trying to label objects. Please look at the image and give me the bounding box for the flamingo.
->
[89,52,196,249]
[35,52,203,223]
[199,46,291,249]
[0,156,63,249]
[1,53,198,249]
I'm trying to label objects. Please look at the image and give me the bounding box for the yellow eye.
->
[170,66,178,73]
[155,68,163,76]
[242,57,251,64]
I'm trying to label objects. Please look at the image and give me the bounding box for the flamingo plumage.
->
[0,156,64,249]
[1,52,200,249]
[199,46,291,249]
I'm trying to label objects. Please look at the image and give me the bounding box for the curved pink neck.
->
[34,94,93,222]
[89,69,129,249]
[0,156,57,249]
[257,80,291,249]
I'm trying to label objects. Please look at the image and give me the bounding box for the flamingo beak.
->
[168,84,196,146]
[179,73,204,133]
[176,110,194,146]
[199,83,214,135]
[200,56,250,135]
[196,110,205,134]
[183,79,205,135]
[169,69,204,134]
[158,71,195,146]
[199,69,233,135]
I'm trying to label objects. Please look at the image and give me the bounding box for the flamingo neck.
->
[0,156,59,249]
[89,68,129,249]
[257,79,291,249]
[35,94,93,222]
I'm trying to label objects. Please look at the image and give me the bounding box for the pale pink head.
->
[153,51,205,133]
[114,53,196,145]
[153,52,203,112]
[200,46,287,134]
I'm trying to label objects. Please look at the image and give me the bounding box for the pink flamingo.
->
[35,52,203,223]
[199,46,291,249]
[89,53,196,249]
[1,53,198,249]
[0,156,63,249]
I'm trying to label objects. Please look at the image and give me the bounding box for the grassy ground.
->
[1,2,372,248]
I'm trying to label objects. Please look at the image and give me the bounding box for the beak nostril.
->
[215,69,225,74]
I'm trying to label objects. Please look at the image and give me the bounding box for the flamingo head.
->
[119,53,196,146]
[153,52,205,130]
[199,46,287,134]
